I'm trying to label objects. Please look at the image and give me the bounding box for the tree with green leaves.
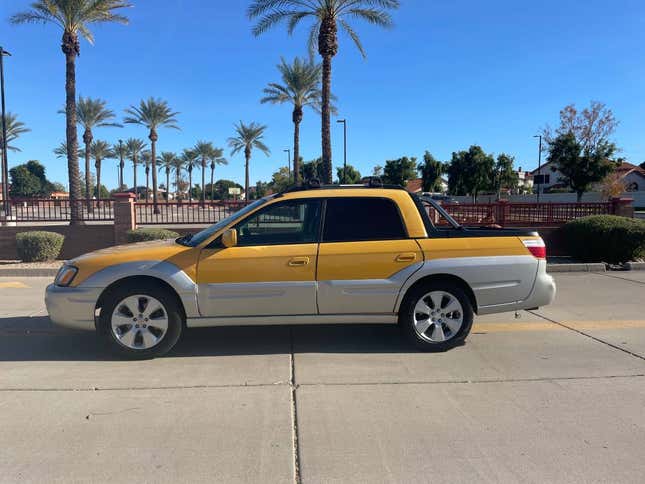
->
[124,98,179,212]
[249,0,400,183]
[383,156,417,187]
[53,141,81,160]
[125,138,146,198]
[336,164,361,184]
[1,113,31,188]
[269,166,292,193]
[492,153,518,199]
[90,140,114,205]
[228,121,270,200]
[11,0,130,224]
[63,96,120,210]
[261,57,325,184]
[9,160,55,197]
[158,152,177,201]
[300,157,325,181]
[447,145,495,202]
[171,156,185,201]
[140,150,153,201]
[546,132,617,201]
[212,179,244,200]
[419,151,444,192]
[180,149,199,203]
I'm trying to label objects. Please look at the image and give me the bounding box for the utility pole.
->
[0,47,12,218]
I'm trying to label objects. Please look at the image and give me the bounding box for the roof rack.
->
[278,177,405,195]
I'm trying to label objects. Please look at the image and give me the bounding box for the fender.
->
[78,260,200,318]
[393,255,539,312]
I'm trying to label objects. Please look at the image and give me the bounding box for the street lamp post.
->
[337,119,347,183]
[283,148,291,183]
[533,134,542,203]
[0,47,12,218]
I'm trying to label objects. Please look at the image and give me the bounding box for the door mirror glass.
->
[221,228,238,248]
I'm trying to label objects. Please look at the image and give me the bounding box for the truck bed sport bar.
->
[416,194,462,229]
[279,177,406,194]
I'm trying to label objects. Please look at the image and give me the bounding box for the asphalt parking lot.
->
[1,272,644,483]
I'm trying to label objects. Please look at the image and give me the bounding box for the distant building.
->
[50,191,69,200]
[531,160,645,193]
[405,177,448,194]
[515,167,533,194]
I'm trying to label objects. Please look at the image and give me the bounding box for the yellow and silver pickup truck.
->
[46,184,556,358]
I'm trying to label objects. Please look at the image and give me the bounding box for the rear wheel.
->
[98,282,183,359]
[399,280,473,351]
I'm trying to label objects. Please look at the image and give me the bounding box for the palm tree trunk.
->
[189,168,193,203]
[83,132,92,213]
[119,161,125,190]
[62,31,82,226]
[210,165,215,201]
[132,157,138,200]
[321,54,333,184]
[245,147,251,203]
[145,168,149,201]
[293,107,302,184]
[201,157,206,207]
[175,170,180,201]
[95,159,101,209]
[149,130,159,214]
[166,169,170,202]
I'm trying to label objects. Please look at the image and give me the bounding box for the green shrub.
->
[16,231,65,262]
[561,215,645,264]
[126,228,180,243]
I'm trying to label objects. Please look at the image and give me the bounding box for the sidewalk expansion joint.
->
[595,272,645,286]
[528,310,645,362]
[289,326,302,484]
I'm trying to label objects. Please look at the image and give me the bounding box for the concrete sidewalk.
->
[0,273,644,483]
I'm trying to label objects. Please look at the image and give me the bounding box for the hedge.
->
[16,231,65,262]
[126,228,180,243]
[561,215,645,264]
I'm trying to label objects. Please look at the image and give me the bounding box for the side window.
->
[235,200,321,246]
[323,198,407,242]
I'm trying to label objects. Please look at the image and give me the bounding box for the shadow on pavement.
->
[0,316,416,361]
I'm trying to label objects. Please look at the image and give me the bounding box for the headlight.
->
[55,265,78,287]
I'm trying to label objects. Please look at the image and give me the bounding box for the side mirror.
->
[221,228,238,248]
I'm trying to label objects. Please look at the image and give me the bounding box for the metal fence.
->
[134,201,250,225]
[439,201,613,226]
[6,198,115,223]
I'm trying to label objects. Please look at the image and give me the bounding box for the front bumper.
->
[45,284,101,331]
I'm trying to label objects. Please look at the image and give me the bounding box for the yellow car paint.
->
[417,236,534,260]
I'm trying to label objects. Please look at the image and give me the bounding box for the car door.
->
[316,197,423,314]
[197,199,322,317]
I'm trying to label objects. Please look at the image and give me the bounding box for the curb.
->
[624,261,645,271]
[0,268,59,277]
[546,263,606,273]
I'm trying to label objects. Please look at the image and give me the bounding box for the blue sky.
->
[2,0,645,190]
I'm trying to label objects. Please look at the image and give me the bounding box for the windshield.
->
[181,198,269,247]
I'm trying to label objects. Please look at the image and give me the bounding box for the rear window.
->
[323,197,407,242]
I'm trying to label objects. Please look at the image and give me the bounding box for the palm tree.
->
[193,141,217,206]
[249,0,399,183]
[228,122,270,200]
[1,113,31,191]
[125,138,146,199]
[11,1,130,225]
[113,141,128,189]
[64,96,120,211]
[124,98,179,213]
[141,150,152,201]
[180,149,199,202]
[90,140,114,206]
[261,57,325,184]
[158,152,177,201]
[209,148,228,201]
[53,141,82,159]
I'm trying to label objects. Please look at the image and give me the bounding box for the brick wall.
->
[0,225,115,260]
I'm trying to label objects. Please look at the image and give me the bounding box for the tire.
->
[399,280,474,352]
[97,281,184,359]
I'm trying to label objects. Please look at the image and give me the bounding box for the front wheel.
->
[97,282,183,359]
[399,281,474,352]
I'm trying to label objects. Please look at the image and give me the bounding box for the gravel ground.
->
[0,260,63,270]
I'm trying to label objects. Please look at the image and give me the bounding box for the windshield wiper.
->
[176,233,194,246]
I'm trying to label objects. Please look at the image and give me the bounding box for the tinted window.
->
[235,200,321,246]
[323,198,407,242]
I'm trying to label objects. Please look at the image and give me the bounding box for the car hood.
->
[69,238,198,286]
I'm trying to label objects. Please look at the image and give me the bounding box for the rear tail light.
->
[523,238,546,259]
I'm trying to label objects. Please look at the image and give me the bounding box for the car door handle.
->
[288,257,310,267]
[395,253,417,262]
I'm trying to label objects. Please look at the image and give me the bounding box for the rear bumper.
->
[45,284,100,331]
